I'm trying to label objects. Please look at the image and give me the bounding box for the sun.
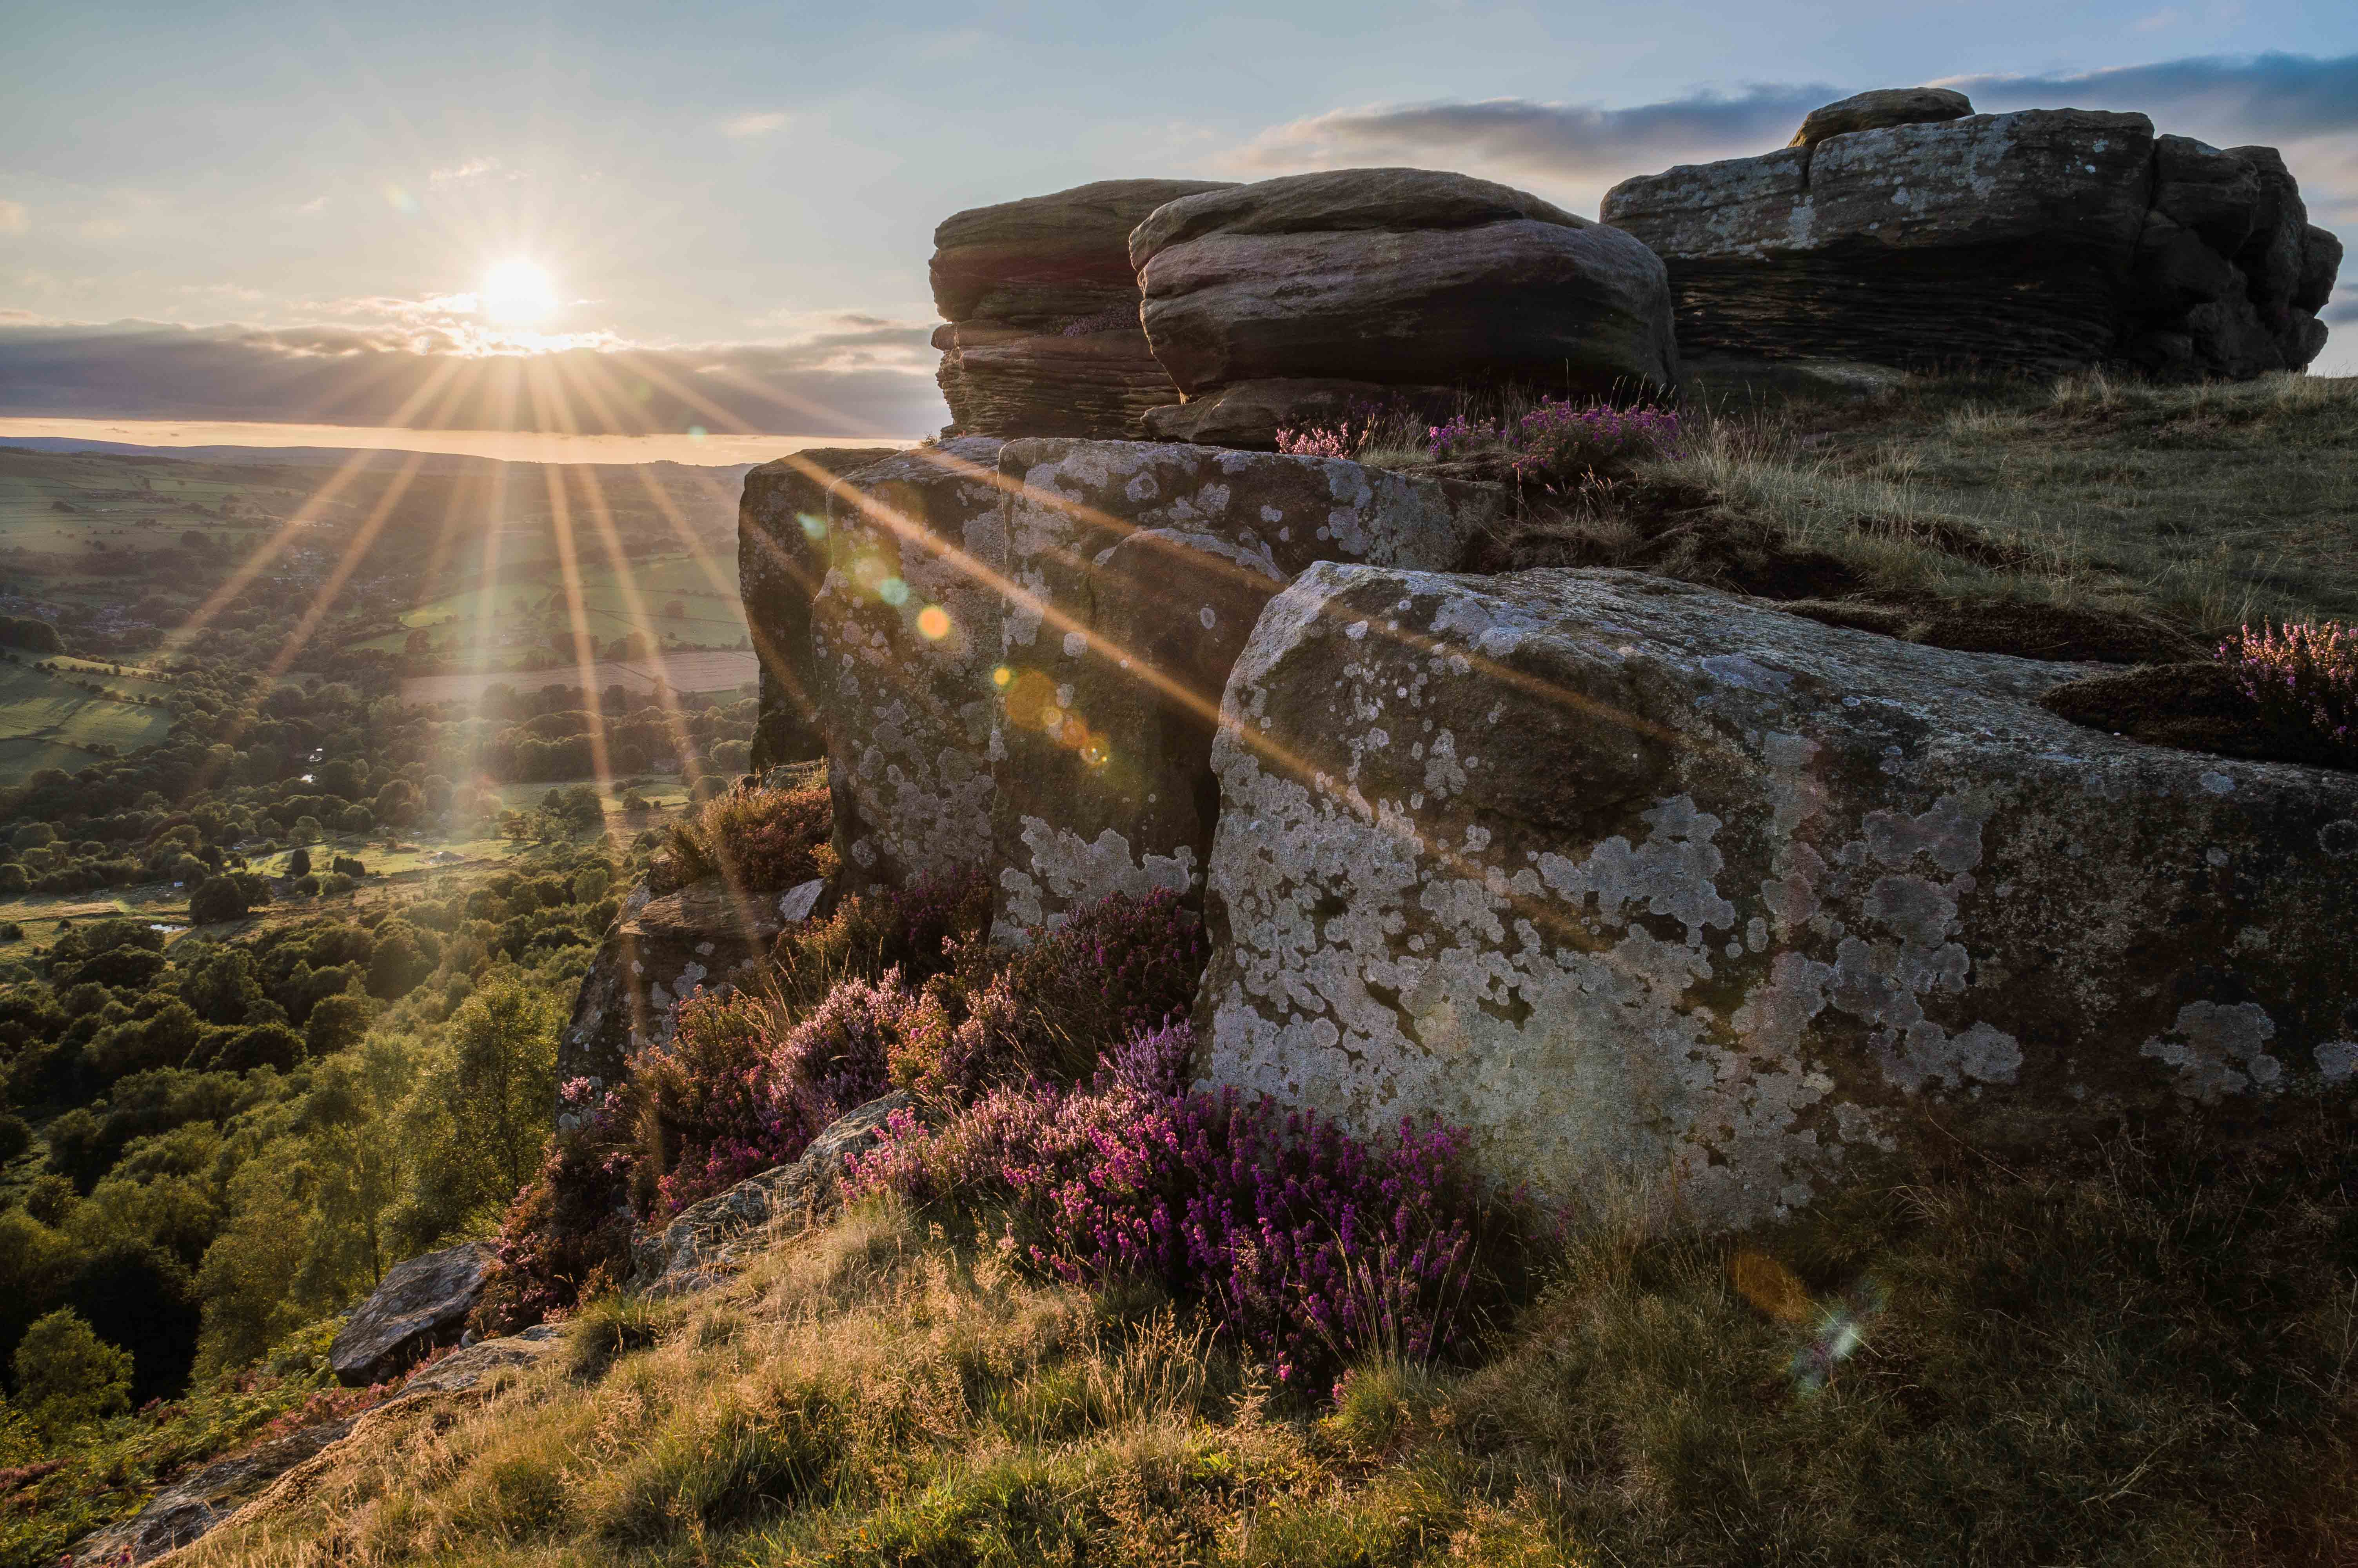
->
[480,259,558,327]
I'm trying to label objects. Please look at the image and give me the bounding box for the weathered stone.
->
[930,180,1233,439]
[329,1241,496,1386]
[934,322,1176,440]
[74,1418,361,1564]
[629,1094,908,1296]
[1197,565,2358,1230]
[1603,109,2340,378]
[389,1324,561,1399]
[741,447,901,769]
[1788,87,1974,149]
[1128,168,1585,266]
[2152,134,2261,253]
[985,440,1508,940]
[1139,378,1445,452]
[811,438,1008,889]
[1135,169,1678,403]
[932,179,1237,327]
[2297,226,2343,314]
[555,880,787,1094]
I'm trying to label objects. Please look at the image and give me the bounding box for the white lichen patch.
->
[994,817,1198,943]
[2140,1001,2284,1101]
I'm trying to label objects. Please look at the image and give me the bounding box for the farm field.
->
[0,658,175,770]
[400,652,757,703]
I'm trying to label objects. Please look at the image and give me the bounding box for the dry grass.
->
[1359,371,2358,638]
[149,1096,2358,1568]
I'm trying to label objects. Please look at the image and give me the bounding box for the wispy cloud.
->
[721,111,790,138]
[428,156,507,185]
[0,316,944,436]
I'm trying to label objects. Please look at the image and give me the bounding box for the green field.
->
[342,551,747,659]
[0,659,175,770]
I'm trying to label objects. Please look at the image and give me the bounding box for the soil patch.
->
[2040,661,2357,770]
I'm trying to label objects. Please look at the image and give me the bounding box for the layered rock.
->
[1197,566,2358,1229]
[932,180,1235,438]
[328,1241,496,1386]
[985,440,1507,940]
[741,447,900,769]
[1601,94,2340,377]
[1133,169,1680,448]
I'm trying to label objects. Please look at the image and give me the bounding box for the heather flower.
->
[1275,425,1357,459]
[2218,618,2358,766]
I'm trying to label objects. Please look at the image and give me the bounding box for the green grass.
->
[135,1095,2358,1568]
[0,660,174,768]
[342,553,746,660]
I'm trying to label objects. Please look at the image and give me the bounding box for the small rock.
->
[1788,86,1973,149]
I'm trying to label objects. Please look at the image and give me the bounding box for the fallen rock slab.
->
[629,1093,909,1296]
[329,1241,497,1387]
[1198,566,2358,1230]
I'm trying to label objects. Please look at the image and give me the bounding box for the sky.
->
[3,1,2354,441]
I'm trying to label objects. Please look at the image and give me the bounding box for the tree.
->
[305,992,375,1058]
[443,977,562,1203]
[182,945,264,1026]
[189,877,249,924]
[11,1308,132,1436]
[287,847,312,879]
[366,927,433,1001]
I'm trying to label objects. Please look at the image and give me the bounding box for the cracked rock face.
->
[930,179,1235,439]
[1197,566,2358,1230]
[555,881,788,1094]
[811,438,1009,890]
[1602,100,2338,378]
[741,447,900,769]
[1133,167,1679,426]
[979,439,1506,942]
[328,1241,496,1386]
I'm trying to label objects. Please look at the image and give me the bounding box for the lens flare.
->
[916,605,951,640]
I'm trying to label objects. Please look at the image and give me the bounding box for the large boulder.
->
[985,440,1508,940]
[810,437,1008,890]
[1602,96,2339,378]
[931,179,1235,438]
[741,447,901,769]
[328,1241,497,1386]
[1134,168,1679,442]
[1197,565,2358,1230]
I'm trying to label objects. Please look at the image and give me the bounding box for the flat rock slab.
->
[630,1093,909,1296]
[329,1240,497,1386]
[1198,566,2358,1230]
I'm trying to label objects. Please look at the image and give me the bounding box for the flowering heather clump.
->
[757,971,905,1161]
[1425,413,1502,460]
[851,1021,1497,1388]
[472,1079,637,1333]
[998,887,1208,1083]
[1508,398,1681,487]
[2219,618,2358,766]
[1275,424,1357,458]
[773,867,990,1005]
[667,783,837,891]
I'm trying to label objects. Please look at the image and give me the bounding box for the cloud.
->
[722,111,790,138]
[1229,52,2358,214]
[0,318,945,437]
[1233,84,1837,182]
[0,199,25,234]
[429,157,505,185]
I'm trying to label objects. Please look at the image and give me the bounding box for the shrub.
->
[2220,618,2358,766]
[854,1022,1499,1388]
[189,877,248,924]
[1425,397,1682,489]
[0,1111,28,1163]
[472,1081,636,1334]
[10,1308,132,1436]
[770,868,990,1009]
[666,782,836,892]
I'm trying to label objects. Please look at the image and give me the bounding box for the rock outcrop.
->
[555,880,798,1095]
[1196,565,2358,1229]
[803,437,1504,932]
[328,1241,496,1386]
[741,447,902,769]
[629,1093,907,1296]
[74,1417,362,1564]
[1601,95,2339,378]
[1133,169,1680,448]
[932,180,1235,439]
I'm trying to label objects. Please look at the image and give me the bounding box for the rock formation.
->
[932,179,1235,438]
[1133,168,1680,448]
[1601,94,2340,378]
[328,1240,496,1386]
[1195,566,2358,1227]
[741,446,902,769]
[805,438,1505,929]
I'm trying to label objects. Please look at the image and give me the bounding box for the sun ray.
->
[521,360,617,798]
